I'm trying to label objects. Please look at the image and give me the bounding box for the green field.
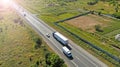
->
[0,7,66,67]
[14,0,120,66]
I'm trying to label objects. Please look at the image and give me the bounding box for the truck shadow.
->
[69,56,74,60]
[66,44,72,50]
[60,43,72,50]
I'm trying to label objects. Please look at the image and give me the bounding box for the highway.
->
[12,2,108,67]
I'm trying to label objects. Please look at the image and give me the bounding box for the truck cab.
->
[62,46,72,58]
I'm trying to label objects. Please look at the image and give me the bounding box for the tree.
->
[46,53,64,67]
[36,38,42,45]
[95,25,103,32]
[113,12,120,19]
[34,38,42,49]
[98,11,102,16]
[109,0,120,12]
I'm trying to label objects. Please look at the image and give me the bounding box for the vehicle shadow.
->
[66,44,72,50]
[68,56,74,60]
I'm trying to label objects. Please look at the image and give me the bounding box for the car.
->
[24,14,26,16]
[46,33,50,38]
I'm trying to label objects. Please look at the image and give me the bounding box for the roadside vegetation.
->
[14,0,120,66]
[0,6,66,67]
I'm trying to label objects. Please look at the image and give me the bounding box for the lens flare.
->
[0,0,11,8]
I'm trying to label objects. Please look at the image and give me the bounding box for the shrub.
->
[31,63,39,67]
[13,18,21,23]
[36,38,42,45]
[98,12,102,16]
[46,53,64,67]
[95,25,103,32]
[34,38,42,49]
[113,12,120,19]
[0,28,2,32]
[36,60,39,66]
[100,0,110,2]
[87,0,98,5]
[29,57,32,61]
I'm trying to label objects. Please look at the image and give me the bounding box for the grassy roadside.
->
[0,7,66,67]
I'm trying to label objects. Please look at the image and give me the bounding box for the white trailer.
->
[62,46,72,57]
[53,32,68,45]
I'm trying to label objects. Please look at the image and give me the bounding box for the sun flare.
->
[0,0,11,8]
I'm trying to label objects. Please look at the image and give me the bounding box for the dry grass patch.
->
[66,14,110,32]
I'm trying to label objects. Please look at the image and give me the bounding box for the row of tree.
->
[109,0,120,12]
[89,0,120,12]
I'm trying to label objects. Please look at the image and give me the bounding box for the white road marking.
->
[75,56,88,67]
[71,60,79,67]
[70,44,98,67]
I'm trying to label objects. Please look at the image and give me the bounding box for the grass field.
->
[66,14,109,32]
[85,1,115,14]
[14,0,120,66]
[0,7,66,67]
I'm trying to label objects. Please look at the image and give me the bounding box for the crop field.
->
[14,0,120,66]
[0,7,66,67]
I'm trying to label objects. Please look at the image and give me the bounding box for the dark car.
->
[46,33,50,38]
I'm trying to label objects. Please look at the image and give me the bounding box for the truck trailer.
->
[53,32,68,45]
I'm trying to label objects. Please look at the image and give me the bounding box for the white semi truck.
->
[62,46,72,57]
[53,32,68,45]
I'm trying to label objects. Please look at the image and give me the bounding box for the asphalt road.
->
[12,2,108,67]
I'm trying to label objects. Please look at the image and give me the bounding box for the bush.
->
[13,18,21,23]
[0,28,2,32]
[100,0,110,2]
[113,12,120,19]
[34,38,42,49]
[36,60,39,66]
[31,63,39,67]
[98,12,102,16]
[36,38,42,45]
[46,53,64,67]
[95,25,103,32]
[59,0,78,2]
[87,0,98,5]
